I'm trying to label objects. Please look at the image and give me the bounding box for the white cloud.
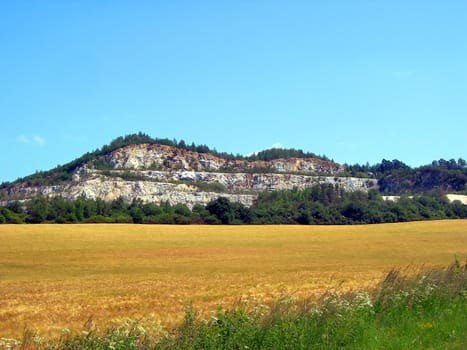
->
[16,135,30,144]
[247,142,284,156]
[16,134,45,146]
[33,135,45,145]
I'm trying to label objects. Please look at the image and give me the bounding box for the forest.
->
[345,158,467,194]
[1,184,466,225]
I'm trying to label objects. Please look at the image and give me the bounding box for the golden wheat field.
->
[0,220,466,338]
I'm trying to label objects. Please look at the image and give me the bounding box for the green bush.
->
[111,213,134,223]
[84,215,115,223]
[0,207,25,223]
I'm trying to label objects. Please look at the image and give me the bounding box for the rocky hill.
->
[2,142,377,208]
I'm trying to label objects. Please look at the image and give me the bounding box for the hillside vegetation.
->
[0,133,330,188]
[1,185,466,224]
[346,158,467,194]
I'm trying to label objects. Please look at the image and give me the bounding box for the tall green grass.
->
[4,262,465,350]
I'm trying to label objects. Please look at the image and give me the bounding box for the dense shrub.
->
[0,207,25,224]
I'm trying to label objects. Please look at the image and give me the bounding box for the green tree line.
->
[1,184,466,225]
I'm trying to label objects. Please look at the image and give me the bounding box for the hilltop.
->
[1,133,466,225]
[2,133,374,208]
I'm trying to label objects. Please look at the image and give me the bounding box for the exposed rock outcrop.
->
[105,144,345,174]
[3,144,377,208]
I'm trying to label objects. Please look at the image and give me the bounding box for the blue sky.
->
[1,0,466,183]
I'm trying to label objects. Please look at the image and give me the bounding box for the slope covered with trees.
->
[346,158,467,194]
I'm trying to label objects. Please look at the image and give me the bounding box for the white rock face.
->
[133,170,377,193]
[7,175,256,208]
[383,194,467,205]
[446,194,467,205]
[64,175,256,208]
[4,144,378,207]
[7,172,376,208]
[105,144,345,174]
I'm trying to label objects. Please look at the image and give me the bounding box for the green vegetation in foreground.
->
[7,262,466,350]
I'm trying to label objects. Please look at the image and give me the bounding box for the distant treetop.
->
[100,132,330,162]
[246,148,329,162]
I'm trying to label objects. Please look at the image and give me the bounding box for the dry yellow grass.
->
[0,220,466,338]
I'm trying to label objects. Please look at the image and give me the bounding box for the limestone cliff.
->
[3,143,377,208]
[105,144,345,174]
